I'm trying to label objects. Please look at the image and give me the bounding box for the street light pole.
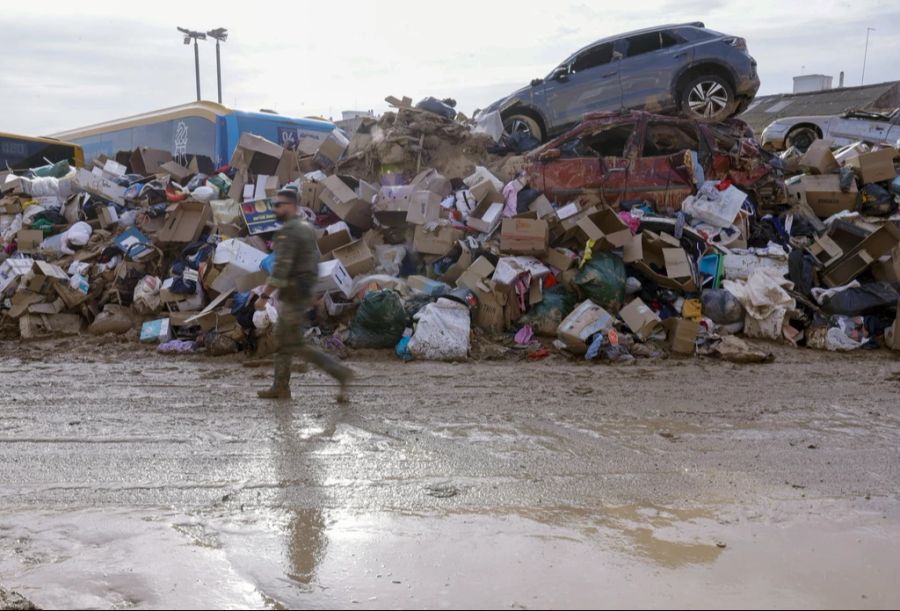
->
[193,37,201,101]
[861,27,875,86]
[177,27,207,102]
[207,28,228,105]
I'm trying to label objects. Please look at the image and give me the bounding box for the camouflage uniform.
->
[263,217,351,398]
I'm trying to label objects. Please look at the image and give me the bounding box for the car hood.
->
[482,83,535,115]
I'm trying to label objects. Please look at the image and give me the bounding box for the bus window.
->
[0,135,83,170]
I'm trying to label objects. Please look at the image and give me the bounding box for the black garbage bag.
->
[701,289,745,324]
[516,188,542,214]
[822,282,900,315]
[349,290,408,348]
[856,183,897,216]
[519,285,578,336]
[415,97,457,121]
[789,249,818,297]
[575,253,626,313]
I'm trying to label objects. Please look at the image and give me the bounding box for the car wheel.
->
[681,75,737,122]
[785,126,819,152]
[503,114,543,142]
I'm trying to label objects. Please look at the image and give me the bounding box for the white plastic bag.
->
[252,302,279,329]
[408,297,470,361]
[682,181,747,228]
[133,275,162,315]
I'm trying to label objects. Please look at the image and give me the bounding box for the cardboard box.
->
[317,259,352,298]
[409,168,452,197]
[662,317,700,355]
[468,176,504,207]
[787,174,858,218]
[20,313,82,339]
[456,256,496,292]
[373,185,413,227]
[872,245,900,283]
[624,231,697,292]
[130,148,173,175]
[74,168,127,206]
[557,300,614,354]
[7,291,44,319]
[529,194,555,219]
[413,225,464,256]
[619,298,664,340]
[822,223,900,287]
[96,204,119,229]
[27,261,68,294]
[0,258,34,295]
[467,200,504,234]
[314,130,350,169]
[799,140,839,175]
[159,160,194,182]
[492,256,551,285]
[160,277,204,312]
[319,175,373,230]
[210,239,268,294]
[157,201,211,243]
[301,180,324,210]
[332,240,376,277]
[406,191,443,225]
[575,208,632,249]
[140,319,172,344]
[317,224,354,258]
[808,234,843,267]
[16,230,43,253]
[230,132,284,175]
[472,283,514,333]
[542,247,577,272]
[102,159,127,178]
[500,218,549,255]
[440,241,474,284]
[844,147,897,184]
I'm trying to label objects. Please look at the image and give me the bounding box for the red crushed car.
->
[524,110,785,212]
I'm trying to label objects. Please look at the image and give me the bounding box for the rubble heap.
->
[1,104,898,362]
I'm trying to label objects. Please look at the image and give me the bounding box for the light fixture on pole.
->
[861,27,875,86]
[206,28,228,105]
[177,27,207,101]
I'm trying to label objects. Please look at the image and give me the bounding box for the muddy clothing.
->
[268,217,319,304]
[266,217,350,390]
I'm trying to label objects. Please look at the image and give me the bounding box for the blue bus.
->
[50,101,336,168]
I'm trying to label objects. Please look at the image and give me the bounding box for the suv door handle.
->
[602,72,617,79]
[673,52,688,59]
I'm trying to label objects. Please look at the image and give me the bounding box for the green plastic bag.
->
[349,290,408,348]
[520,285,577,337]
[575,253,626,313]
[33,160,71,178]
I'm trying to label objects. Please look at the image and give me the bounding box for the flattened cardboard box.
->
[500,218,549,255]
[16,230,43,253]
[871,245,900,283]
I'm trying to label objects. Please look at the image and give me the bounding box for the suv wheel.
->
[503,114,543,142]
[681,75,736,122]
[785,126,819,152]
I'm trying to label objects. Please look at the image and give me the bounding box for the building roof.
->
[740,80,900,136]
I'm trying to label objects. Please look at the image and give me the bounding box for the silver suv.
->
[481,22,760,142]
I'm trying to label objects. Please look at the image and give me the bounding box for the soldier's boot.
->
[257,357,292,399]
[335,365,354,405]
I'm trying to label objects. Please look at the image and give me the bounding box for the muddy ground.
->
[0,337,898,609]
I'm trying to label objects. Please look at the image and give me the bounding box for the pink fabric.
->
[502,178,525,218]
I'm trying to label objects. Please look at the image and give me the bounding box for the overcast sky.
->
[1,0,897,135]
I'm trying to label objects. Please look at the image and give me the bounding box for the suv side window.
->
[625,30,683,57]
[570,43,614,73]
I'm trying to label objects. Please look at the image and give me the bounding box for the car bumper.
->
[760,126,788,150]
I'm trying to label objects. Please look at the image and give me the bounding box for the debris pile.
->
[1,104,898,361]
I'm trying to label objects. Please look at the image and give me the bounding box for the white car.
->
[760,108,900,152]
